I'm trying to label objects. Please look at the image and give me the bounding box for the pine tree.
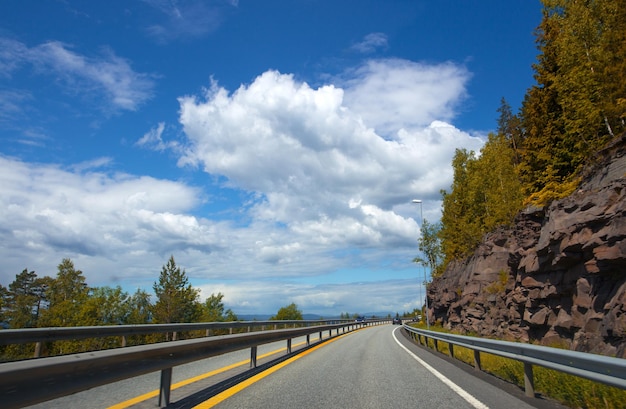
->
[6,269,45,328]
[40,259,89,327]
[152,255,200,325]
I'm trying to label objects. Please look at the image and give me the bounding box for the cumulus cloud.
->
[1,57,485,315]
[176,62,482,253]
[0,38,154,112]
[197,278,422,316]
[0,156,222,283]
[341,59,470,135]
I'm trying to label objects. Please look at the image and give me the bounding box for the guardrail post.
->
[434,339,438,351]
[524,362,535,397]
[449,343,454,358]
[306,334,310,346]
[287,339,292,354]
[473,350,481,371]
[34,341,42,358]
[250,346,257,368]
[158,367,172,407]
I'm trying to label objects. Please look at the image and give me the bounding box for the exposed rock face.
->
[428,135,626,357]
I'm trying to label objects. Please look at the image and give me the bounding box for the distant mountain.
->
[236,312,396,321]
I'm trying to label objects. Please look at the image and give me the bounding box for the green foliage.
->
[416,219,444,277]
[271,303,303,320]
[0,256,239,359]
[5,269,48,328]
[81,286,132,326]
[439,0,626,265]
[485,270,510,294]
[126,288,152,325]
[152,255,201,324]
[200,292,237,322]
[525,177,580,207]
[440,134,523,264]
[39,259,89,328]
[517,0,625,198]
[410,324,626,408]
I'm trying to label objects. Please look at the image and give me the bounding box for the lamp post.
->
[412,199,430,329]
[411,199,423,224]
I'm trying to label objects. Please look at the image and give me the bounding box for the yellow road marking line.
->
[107,338,319,409]
[192,333,349,409]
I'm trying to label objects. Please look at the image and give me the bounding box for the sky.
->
[0,0,542,317]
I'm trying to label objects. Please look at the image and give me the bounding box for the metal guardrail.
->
[403,325,626,397]
[0,319,386,408]
[0,319,355,355]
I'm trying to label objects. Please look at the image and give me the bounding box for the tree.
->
[517,0,626,204]
[518,5,569,199]
[544,0,625,144]
[473,133,524,228]
[40,259,89,328]
[439,149,483,263]
[6,269,47,328]
[417,219,444,277]
[200,292,227,322]
[271,303,303,320]
[0,284,8,325]
[152,255,200,325]
[439,133,523,265]
[497,97,522,163]
[126,288,152,325]
[80,286,131,326]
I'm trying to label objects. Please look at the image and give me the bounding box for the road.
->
[27,325,566,409]
[200,325,561,409]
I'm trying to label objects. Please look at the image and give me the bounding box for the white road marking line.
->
[392,327,490,409]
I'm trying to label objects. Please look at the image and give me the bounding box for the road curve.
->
[199,325,564,409]
[26,325,567,409]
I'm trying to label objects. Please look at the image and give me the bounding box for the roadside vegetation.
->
[430,0,626,273]
[0,255,238,361]
[410,3,626,405]
[410,322,626,409]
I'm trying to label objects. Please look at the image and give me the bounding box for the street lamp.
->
[412,199,430,329]
[411,199,423,225]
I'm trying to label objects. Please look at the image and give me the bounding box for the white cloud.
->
[142,0,235,43]
[177,62,482,251]
[351,32,389,54]
[0,58,484,315]
[197,278,423,316]
[341,59,471,136]
[0,156,219,283]
[0,38,154,112]
[136,122,180,151]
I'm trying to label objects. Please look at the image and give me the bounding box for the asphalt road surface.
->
[27,325,567,409]
[200,325,564,409]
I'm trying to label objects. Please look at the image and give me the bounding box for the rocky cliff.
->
[428,134,626,357]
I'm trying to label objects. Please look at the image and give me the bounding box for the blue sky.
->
[0,0,541,316]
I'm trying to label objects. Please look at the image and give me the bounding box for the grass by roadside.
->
[407,323,626,409]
